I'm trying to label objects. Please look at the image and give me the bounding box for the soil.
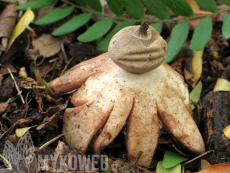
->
[0,2,230,173]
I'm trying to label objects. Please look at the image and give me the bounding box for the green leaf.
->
[165,20,189,63]
[162,150,188,168]
[78,18,114,42]
[35,71,54,97]
[189,16,212,51]
[150,23,163,34]
[52,13,93,36]
[15,0,56,10]
[195,0,217,12]
[190,81,202,110]
[221,0,230,6]
[159,0,193,16]
[85,0,102,12]
[35,6,74,25]
[156,161,181,173]
[74,0,85,6]
[222,13,230,38]
[106,0,124,17]
[123,0,144,19]
[141,0,170,19]
[97,20,136,52]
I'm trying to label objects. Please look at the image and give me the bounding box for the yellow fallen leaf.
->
[192,49,203,87]
[156,161,181,173]
[186,0,200,11]
[213,78,230,92]
[184,68,194,87]
[6,7,34,52]
[190,81,202,110]
[201,159,211,169]
[168,0,200,15]
[16,125,38,137]
[223,125,230,139]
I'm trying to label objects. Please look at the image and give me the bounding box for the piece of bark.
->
[202,91,230,164]
[221,65,230,81]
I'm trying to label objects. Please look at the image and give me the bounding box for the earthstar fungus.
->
[48,23,205,167]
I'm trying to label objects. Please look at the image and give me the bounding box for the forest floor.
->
[0,1,230,173]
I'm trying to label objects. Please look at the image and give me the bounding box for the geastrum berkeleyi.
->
[48,23,205,167]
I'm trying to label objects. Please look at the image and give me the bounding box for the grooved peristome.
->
[108,25,167,74]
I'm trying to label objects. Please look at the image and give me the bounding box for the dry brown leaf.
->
[3,134,19,147]
[210,60,225,71]
[197,163,230,173]
[38,141,97,172]
[32,34,64,58]
[36,112,61,131]
[221,65,230,79]
[180,10,218,26]
[0,63,17,75]
[0,97,16,114]
[36,0,57,20]
[0,3,18,51]
[18,113,41,127]
[24,48,40,61]
[0,121,19,144]
[0,99,9,114]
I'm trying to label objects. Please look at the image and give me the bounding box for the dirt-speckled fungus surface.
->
[109,22,166,74]
[48,23,205,167]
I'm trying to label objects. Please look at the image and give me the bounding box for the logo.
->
[1,131,113,172]
[2,131,35,171]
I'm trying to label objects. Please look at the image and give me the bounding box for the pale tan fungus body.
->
[48,24,205,167]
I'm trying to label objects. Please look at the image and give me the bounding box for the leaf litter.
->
[0,1,230,172]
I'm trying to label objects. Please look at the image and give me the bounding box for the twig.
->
[61,42,68,63]
[36,56,46,66]
[172,144,190,156]
[181,150,214,166]
[61,57,73,76]
[8,68,25,104]
[44,60,57,79]
[181,166,185,173]
[35,134,64,153]
[61,0,230,23]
